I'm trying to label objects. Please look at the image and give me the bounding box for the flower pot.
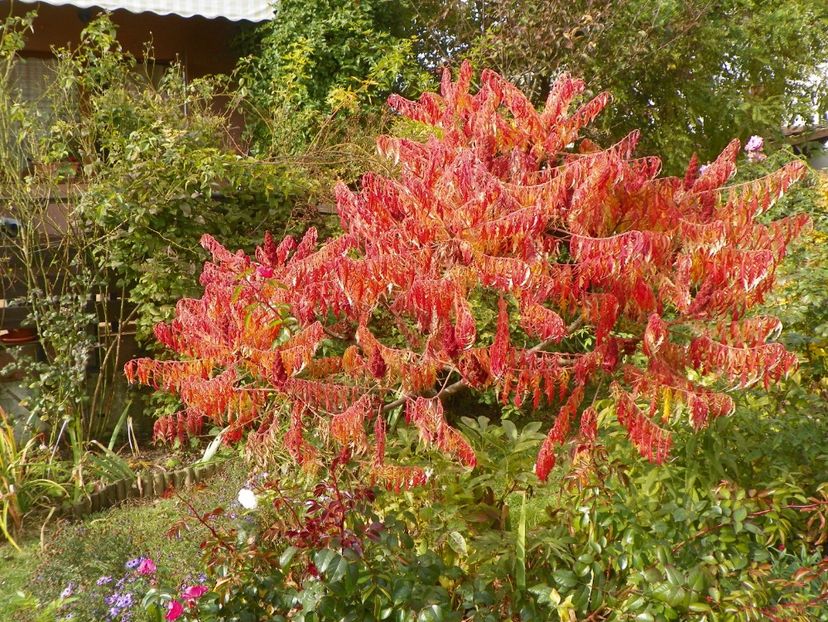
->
[0,327,38,345]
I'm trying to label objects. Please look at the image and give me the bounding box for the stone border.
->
[69,461,222,518]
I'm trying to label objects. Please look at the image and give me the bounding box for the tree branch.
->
[381,316,585,413]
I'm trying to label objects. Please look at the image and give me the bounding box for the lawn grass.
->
[0,456,248,622]
[0,544,41,620]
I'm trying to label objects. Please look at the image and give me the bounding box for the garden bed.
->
[1,458,248,622]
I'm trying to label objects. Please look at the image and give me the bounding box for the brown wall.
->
[1,1,251,77]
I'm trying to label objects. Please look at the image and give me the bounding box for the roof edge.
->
[16,0,274,23]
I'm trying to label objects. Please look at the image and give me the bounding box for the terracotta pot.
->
[0,327,38,345]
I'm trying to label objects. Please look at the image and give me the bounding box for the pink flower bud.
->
[744,135,764,153]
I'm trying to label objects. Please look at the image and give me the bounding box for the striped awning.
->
[22,1,274,22]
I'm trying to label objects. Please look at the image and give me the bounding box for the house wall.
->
[1,1,250,77]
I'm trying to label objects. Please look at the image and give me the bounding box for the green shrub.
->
[138,413,827,620]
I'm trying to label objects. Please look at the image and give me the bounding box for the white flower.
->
[237,487,258,510]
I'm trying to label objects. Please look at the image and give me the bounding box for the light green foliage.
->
[56,17,309,342]
[0,13,309,455]
[367,411,828,620]
[0,13,104,486]
[4,273,98,459]
[235,0,432,170]
[0,544,40,620]
[144,412,827,620]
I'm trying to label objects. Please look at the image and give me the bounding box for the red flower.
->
[165,600,185,621]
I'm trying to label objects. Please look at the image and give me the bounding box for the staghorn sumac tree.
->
[126,62,809,487]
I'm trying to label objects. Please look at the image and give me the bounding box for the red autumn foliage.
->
[125,62,808,486]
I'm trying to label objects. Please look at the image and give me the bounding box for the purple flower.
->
[745,135,764,152]
[97,576,113,586]
[197,573,207,584]
[745,135,767,162]
[60,582,75,599]
[115,593,134,609]
[124,557,143,570]
[108,607,120,618]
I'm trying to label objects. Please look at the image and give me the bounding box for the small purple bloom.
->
[60,582,75,599]
[97,575,113,586]
[115,593,134,609]
[198,573,207,584]
[745,135,767,162]
[745,135,764,152]
[125,557,143,570]
[108,607,120,618]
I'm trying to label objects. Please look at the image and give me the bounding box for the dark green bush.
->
[149,409,827,621]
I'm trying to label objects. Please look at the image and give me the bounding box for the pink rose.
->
[181,584,209,601]
[137,558,157,575]
[165,599,185,621]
